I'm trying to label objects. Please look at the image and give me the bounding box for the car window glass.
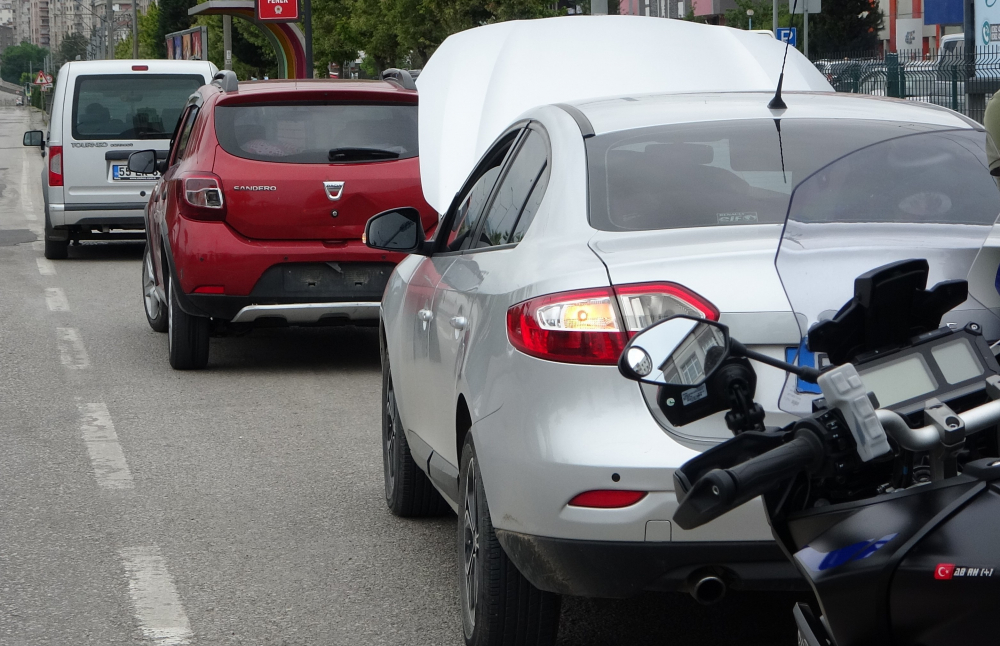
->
[174,107,199,162]
[475,130,548,249]
[71,74,203,140]
[214,104,418,164]
[587,119,1000,231]
[445,133,518,252]
[511,162,550,244]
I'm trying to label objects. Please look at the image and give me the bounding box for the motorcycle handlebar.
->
[877,399,1000,452]
[673,431,824,531]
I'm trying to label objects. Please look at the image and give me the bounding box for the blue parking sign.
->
[777,27,797,46]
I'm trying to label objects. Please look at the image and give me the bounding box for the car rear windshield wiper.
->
[328,147,400,162]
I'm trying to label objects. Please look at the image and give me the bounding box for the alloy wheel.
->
[143,250,160,320]
[462,457,480,630]
[384,380,398,497]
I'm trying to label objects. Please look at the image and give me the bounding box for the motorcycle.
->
[619,128,1000,646]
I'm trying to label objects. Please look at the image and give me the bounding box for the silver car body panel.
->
[382,92,983,546]
[230,302,380,324]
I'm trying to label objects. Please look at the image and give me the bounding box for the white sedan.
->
[364,16,1000,646]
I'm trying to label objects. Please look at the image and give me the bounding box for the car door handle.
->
[418,309,433,322]
[449,316,468,330]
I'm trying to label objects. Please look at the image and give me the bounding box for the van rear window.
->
[214,103,418,164]
[72,74,204,140]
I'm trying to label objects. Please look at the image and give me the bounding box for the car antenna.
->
[768,0,799,110]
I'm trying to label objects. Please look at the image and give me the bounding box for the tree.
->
[809,0,883,57]
[157,0,196,57]
[0,42,49,84]
[57,32,89,66]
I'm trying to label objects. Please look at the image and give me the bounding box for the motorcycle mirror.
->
[618,315,731,386]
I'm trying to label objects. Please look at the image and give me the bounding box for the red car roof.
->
[210,79,417,106]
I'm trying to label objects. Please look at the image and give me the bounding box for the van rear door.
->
[63,74,205,212]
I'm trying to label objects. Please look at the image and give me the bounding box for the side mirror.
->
[619,315,730,386]
[23,130,43,148]
[128,149,157,174]
[364,207,425,253]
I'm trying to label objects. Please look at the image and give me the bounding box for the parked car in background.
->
[370,16,1000,646]
[22,59,217,259]
[131,72,436,369]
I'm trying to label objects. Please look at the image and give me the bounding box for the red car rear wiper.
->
[328,147,400,162]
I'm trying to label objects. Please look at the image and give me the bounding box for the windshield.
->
[774,127,1000,414]
[72,74,204,140]
[214,103,418,164]
[587,119,998,232]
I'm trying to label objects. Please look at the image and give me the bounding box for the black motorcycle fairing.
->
[770,474,985,646]
[808,259,969,365]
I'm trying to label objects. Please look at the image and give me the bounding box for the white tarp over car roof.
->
[416,16,834,213]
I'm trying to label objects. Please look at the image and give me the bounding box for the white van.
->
[23,59,217,259]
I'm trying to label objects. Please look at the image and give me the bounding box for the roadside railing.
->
[812,47,1000,123]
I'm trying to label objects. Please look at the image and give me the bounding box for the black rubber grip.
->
[673,431,823,530]
[726,433,823,502]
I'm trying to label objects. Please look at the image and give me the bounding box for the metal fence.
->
[811,48,1000,123]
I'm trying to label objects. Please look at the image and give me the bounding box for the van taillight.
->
[176,173,226,221]
[506,283,718,365]
[48,146,63,187]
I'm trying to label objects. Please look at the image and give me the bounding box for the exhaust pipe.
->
[691,575,727,605]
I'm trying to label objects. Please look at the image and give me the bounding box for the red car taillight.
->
[176,173,226,221]
[506,283,718,365]
[48,146,63,187]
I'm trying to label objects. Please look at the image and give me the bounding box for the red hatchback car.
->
[130,71,436,369]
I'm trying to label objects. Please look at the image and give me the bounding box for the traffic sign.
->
[256,0,299,21]
[31,71,53,85]
[776,27,797,46]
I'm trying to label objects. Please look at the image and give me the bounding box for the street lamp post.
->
[747,8,754,29]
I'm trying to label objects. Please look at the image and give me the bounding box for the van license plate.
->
[110,164,159,181]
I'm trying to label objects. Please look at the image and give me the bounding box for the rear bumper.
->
[181,293,381,323]
[51,202,147,229]
[496,530,805,598]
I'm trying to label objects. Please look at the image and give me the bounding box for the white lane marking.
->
[36,257,56,275]
[44,287,69,311]
[31,240,44,252]
[120,546,194,646]
[79,403,133,489]
[57,327,90,369]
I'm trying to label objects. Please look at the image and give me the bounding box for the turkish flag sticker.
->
[935,564,956,580]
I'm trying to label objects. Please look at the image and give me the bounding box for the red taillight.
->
[506,283,718,365]
[132,65,149,71]
[507,287,626,365]
[568,490,647,508]
[192,285,225,294]
[48,145,63,186]
[176,173,226,221]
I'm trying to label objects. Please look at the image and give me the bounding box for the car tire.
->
[167,276,210,370]
[44,237,68,260]
[142,245,168,333]
[382,353,451,517]
[458,435,561,646]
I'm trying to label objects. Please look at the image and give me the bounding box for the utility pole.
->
[773,0,777,35]
[223,14,232,70]
[131,0,138,57]
[804,7,808,58]
[303,0,313,78]
[105,0,113,59]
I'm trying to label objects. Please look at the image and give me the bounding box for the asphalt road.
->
[0,104,802,646]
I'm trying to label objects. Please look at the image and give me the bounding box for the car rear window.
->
[586,119,1000,231]
[214,103,418,164]
[72,74,204,140]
